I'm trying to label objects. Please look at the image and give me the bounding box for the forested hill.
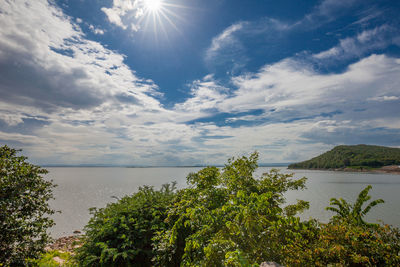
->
[288,145,400,169]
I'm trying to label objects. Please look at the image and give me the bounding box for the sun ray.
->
[133,0,189,41]
[158,10,181,34]
[144,0,162,12]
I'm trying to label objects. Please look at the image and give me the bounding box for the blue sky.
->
[0,0,399,166]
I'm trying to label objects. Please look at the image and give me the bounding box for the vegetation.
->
[28,250,76,266]
[285,221,400,266]
[76,152,400,266]
[2,146,400,266]
[326,185,384,227]
[285,185,400,266]
[152,153,309,266]
[288,144,400,169]
[75,183,177,266]
[0,145,55,266]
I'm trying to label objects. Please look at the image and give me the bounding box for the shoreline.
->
[288,165,400,175]
[46,234,82,253]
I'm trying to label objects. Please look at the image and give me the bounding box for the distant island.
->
[288,144,400,173]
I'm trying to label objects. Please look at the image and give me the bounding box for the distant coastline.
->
[42,163,290,168]
[289,165,400,175]
[288,144,400,173]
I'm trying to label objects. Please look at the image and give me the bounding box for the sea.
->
[44,167,400,238]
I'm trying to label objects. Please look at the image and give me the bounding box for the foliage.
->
[152,152,309,266]
[288,144,400,169]
[0,145,55,266]
[284,221,400,266]
[27,250,77,267]
[75,151,400,266]
[75,183,177,266]
[283,186,400,266]
[326,185,384,227]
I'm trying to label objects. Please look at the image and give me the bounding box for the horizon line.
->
[41,163,291,168]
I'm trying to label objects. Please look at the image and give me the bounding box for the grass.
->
[27,250,77,267]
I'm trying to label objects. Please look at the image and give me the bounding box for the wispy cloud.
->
[313,25,400,61]
[206,22,245,59]
[204,18,291,75]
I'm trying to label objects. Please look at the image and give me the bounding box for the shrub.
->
[326,185,384,227]
[75,183,176,266]
[0,145,55,266]
[76,152,400,266]
[284,222,400,266]
[27,250,77,267]
[152,152,309,266]
[283,186,400,266]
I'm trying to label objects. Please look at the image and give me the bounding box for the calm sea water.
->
[45,167,400,238]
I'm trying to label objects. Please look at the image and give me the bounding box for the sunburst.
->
[144,0,163,12]
[138,0,186,38]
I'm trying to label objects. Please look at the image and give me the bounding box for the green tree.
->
[153,152,309,266]
[0,145,55,266]
[326,185,384,226]
[284,185,399,266]
[284,221,400,266]
[75,183,177,266]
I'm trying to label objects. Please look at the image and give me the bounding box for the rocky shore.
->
[46,233,82,253]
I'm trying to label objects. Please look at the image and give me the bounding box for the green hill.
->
[288,144,400,169]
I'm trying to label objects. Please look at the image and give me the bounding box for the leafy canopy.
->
[75,183,177,266]
[74,151,400,266]
[153,152,309,266]
[326,185,384,227]
[0,145,55,266]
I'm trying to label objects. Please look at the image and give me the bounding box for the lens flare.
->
[145,0,162,12]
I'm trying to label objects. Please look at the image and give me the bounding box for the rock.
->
[47,235,82,253]
[260,262,283,267]
[73,230,81,234]
[52,256,65,264]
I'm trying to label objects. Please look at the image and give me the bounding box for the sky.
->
[0,0,399,166]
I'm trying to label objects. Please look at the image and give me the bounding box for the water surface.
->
[45,167,400,238]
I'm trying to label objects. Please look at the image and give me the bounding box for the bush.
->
[283,186,400,266]
[75,183,177,266]
[76,152,400,266]
[27,250,77,267]
[284,222,400,266]
[152,152,309,266]
[0,145,55,266]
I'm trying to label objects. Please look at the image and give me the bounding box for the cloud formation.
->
[313,25,400,61]
[0,0,399,166]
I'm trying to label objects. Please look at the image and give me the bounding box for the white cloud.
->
[368,95,399,101]
[174,79,228,114]
[0,112,24,126]
[0,0,399,166]
[101,0,144,31]
[204,18,293,75]
[0,0,160,111]
[224,54,400,116]
[313,25,400,60]
[89,24,105,35]
[206,22,245,58]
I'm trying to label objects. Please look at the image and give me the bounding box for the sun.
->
[137,0,186,38]
[144,0,163,12]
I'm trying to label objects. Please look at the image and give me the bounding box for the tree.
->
[0,145,56,265]
[326,185,384,226]
[153,152,309,266]
[75,183,177,266]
